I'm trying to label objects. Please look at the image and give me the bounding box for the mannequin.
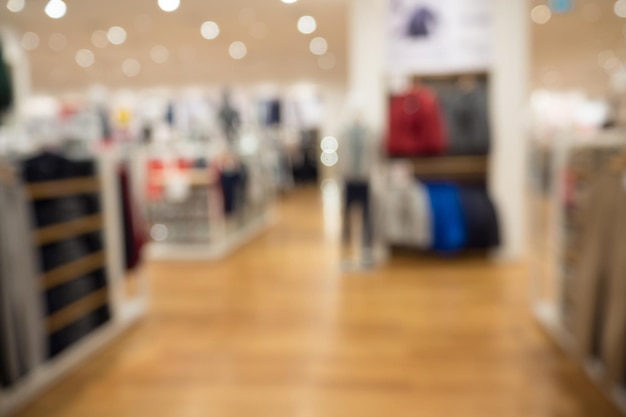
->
[218,89,241,144]
[340,109,375,266]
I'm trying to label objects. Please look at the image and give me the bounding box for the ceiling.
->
[531,0,626,96]
[0,0,348,93]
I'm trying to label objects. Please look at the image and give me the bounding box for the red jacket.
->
[387,87,447,156]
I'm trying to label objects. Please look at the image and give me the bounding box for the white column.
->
[489,0,530,260]
[348,0,386,133]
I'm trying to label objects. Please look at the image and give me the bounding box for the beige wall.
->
[532,0,626,97]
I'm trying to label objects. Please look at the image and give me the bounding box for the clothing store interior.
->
[1,0,626,415]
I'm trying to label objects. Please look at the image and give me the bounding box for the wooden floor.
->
[14,187,623,417]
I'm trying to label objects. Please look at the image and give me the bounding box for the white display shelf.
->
[0,310,143,417]
[145,211,275,261]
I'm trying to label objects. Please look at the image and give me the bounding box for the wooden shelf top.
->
[26,177,99,200]
[43,251,106,290]
[47,288,108,334]
[35,214,103,246]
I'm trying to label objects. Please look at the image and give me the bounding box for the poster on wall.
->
[387,0,492,76]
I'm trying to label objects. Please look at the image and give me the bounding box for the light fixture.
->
[7,0,25,13]
[309,37,328,55]
[298,16,317,34]
[151,45,169,63]
[318,53,336,70]
[615,0,626,18]
[229,41,247,60]
[45,0,67,19]
[158,0,180,12]
[107,26,127,45]
[91,30,108,48]
[122,59,141,77]
[531,5,551,24]
[48,33,67,52]
[238,8,256,25]
[75,49,95,68]
[201,21,220,40]
[320,152,338,167]
[282,0,298,3]
[320,136,338,153]
[598,50,617,67]
[20,32,39,51]
[250,22,268,39]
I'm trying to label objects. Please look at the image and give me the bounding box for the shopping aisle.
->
[13,187,621,417]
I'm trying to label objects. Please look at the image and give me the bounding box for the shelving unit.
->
[529,133,626,416]
[0,154,149,417]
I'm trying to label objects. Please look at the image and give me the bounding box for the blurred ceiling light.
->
[615,0,626,18]
[45,0,66,19]
[151,45,169,63]
[318,52,336,70]
[201,21,220,40]
[135,15,153,33]
[75,49,95,68]
[239,8,256,25]
[20,32,39,51]
[250,21,268,39]
[122,59,141,77]
[282,0,298,3]
[548,0,572,13]
[309,37,328,55]
[7,0,25,13]
[321,136,338,153]
[604,57,622,72]
[531,5,551,24]
[229,41,247,59]
[320,152,338,167]
[298,16,317,34]
[107,26,127,45]
[158,0,179,12]
[48,33,67,52]
[598,50,617,66]
[91,30,109,48]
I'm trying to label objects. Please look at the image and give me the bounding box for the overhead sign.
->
[387,0,493,76]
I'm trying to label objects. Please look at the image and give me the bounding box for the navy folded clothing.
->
[458,187,500,249]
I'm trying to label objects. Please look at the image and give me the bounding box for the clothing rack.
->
[0,152,148,417]
[530,132,626,415]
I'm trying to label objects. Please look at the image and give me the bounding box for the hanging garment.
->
[441,84,491,155]
[343,181,373,249]
[571,173,626,387]
[458,187,500,249]
[0,177,45,387]
[424,183,466,252]
[119,165,146,271]
[407,7,437,38]
[388,87,447,156]
[385,180,432,249]
[0,44,13,116]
